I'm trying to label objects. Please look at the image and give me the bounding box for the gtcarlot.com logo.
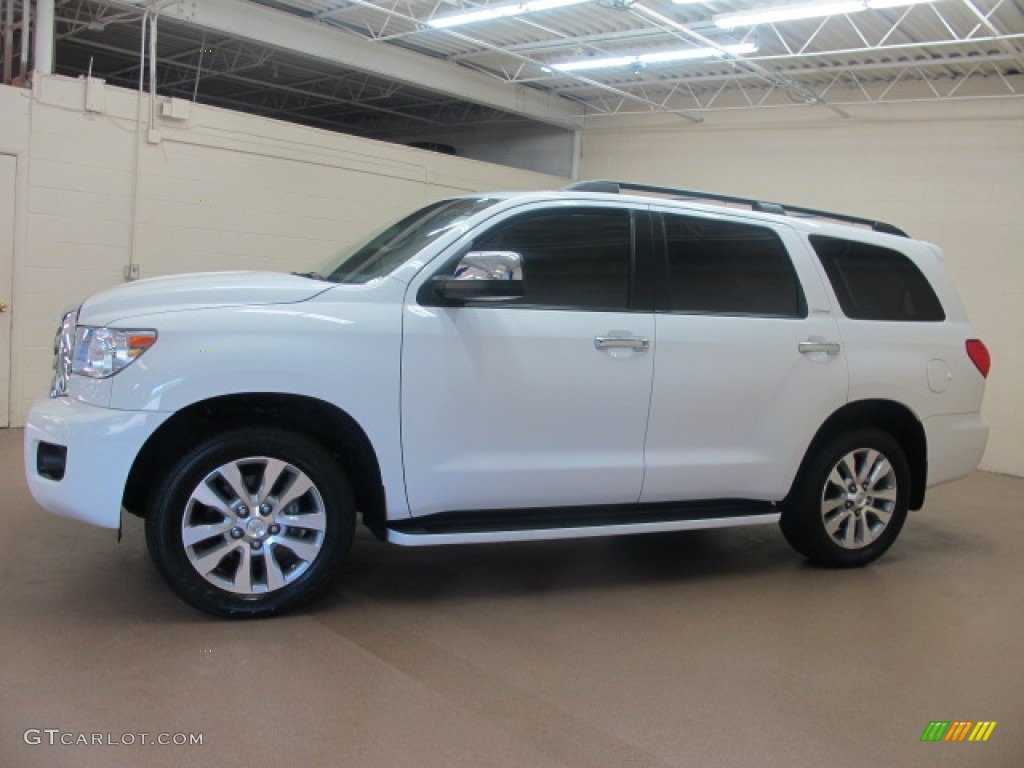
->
[23,729,203,747]
[920,721,997,743]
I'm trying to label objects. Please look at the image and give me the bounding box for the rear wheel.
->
[781,428,910,567]
[145,427,354,618]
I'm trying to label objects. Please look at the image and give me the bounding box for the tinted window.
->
[663,215,805,317]
[468,207,632,311]
[810,235,945,321]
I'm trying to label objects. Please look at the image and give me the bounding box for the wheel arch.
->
[122,393,388,539]
[789,399,928,510]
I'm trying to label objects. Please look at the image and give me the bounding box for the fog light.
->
[37,442,67,481]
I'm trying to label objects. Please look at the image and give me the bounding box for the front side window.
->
[663,214,806,317]
[810,235,945,321]
[460,207,633,311]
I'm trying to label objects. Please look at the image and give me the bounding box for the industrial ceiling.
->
[36,0,1024,138]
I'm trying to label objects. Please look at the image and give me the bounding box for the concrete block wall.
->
[0,75,564,427]
[581,100,1024,476]
[391,122,577,177]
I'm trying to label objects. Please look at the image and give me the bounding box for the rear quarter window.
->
[810,235,945,322]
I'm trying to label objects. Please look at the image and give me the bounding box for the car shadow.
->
[318,524,801,609]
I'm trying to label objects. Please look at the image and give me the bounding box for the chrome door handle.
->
[799,340,841,356]
[595,336,650,351]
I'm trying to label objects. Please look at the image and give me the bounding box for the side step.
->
[387,500,779,547]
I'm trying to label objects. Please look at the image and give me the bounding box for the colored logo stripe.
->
[969,722,997,742]
[920,720,996,742]
[944,721,973,741]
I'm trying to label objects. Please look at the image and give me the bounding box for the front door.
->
[401,203,654,516]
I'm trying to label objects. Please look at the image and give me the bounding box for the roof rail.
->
[563,180,909,238]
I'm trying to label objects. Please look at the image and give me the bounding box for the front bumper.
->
[24,398,172,529]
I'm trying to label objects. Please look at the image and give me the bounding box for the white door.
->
[0,155,15,428]
[640,211,848,503]
[402,204,654,516]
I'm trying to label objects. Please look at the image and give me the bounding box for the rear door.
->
[640,209,848,503]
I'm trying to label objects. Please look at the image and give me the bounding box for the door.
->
[401,203,654,516]
[0,155,15,427]
[640,210,849,503]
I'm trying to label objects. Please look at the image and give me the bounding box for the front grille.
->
[50,310,77,398]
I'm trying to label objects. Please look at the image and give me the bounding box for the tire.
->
[780,428,910,568]
[145,427,354,618]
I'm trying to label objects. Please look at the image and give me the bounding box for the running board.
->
[386,501,779,547]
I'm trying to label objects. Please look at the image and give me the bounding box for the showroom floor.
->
[1,427,1021,768]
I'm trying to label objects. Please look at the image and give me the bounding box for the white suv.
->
[24,181,991,617]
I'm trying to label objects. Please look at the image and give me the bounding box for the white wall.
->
[393,122,577,177]
[0,75,565,426]
[582,100,1024,476]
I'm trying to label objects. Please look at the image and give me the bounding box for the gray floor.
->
[0,427,1020,768]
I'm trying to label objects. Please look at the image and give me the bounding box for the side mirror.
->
[431,251,525,302]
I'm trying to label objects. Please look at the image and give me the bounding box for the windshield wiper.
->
[291,271,325,281]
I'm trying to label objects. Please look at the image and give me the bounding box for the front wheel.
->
[145,428,354,618]
[781,429,910,568]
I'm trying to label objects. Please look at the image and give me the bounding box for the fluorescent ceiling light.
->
[864,0,936,7]
[428,0,590,29]
[713,0,936,28]
[552,43,758,72]
[714,1,862,27]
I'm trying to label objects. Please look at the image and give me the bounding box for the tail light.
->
[966,339,990,378]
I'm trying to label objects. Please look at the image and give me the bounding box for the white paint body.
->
[24,191,988,543]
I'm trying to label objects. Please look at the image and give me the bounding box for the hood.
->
[78,271,332,325]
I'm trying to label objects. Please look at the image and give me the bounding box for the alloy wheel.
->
[181,456,328,595]
[820,448,899,550]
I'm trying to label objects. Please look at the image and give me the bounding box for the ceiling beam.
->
[146,0,583,129]
[334,0,701,122]
[630,3,851,119]
[960,0,1024,73]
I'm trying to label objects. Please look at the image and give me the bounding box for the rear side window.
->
[810,235,945,322]
[663,214,806,317]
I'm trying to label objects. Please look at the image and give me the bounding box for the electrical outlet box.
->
[161,97,191,120]
[124,264,140,281]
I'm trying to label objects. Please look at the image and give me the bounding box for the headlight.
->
[71,327,157,379]
[50,310,78,397]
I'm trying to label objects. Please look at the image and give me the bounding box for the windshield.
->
[320,197,500,284]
